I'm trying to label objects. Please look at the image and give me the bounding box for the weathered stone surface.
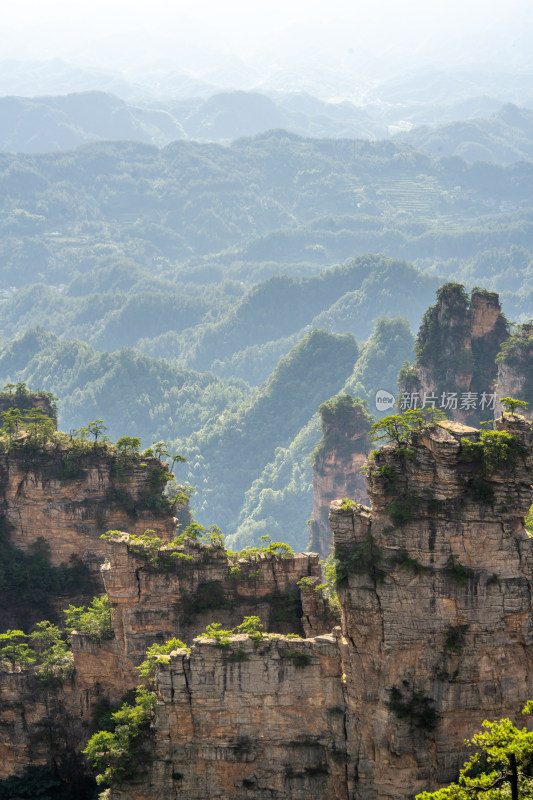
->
[494,322,533,422]
[0,446,179,780]
[470,290,504,340]
[0,667,86,781]
[0,449,176,569]
[331,416,533,799]
[399,286,508,425]
[110,633,349,800]
[300,576,338,637]
[0,545,326,784]
[311,450,369,557]
[309,397,371,558]
[100,536,322,680]
[5,412,533,800]
[71,633,136,702]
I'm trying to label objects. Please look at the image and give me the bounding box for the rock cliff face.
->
[87,535,325,690]
[4,410,533,800]
[0,531,326,784]
[111,633,349,800]
[494,322,533,421]
[400,285,508,425]
[0,447,176,570]
[332,415,533,799]
[308,395,371,558]
[0,443,179,784]
[0,658,107,788]
[100,415,533,800]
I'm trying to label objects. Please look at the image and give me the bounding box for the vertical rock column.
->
[331,417,533,800]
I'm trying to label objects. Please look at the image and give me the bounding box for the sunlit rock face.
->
[4,412,533,800]
[399,285,508,426]
[309,395,371,558]
[494,322,533,422]
[109,633,349,800]
[331,415,533,799]
[0,448,176,570]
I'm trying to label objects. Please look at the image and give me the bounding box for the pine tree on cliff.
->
[417,705,533,800]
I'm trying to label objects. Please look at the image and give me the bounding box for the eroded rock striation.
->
[111,634,348,800]
[399,285,508,425]
[82,535,326,691]
[3,410,533,800]
[494,322,533,421]
[332,414,533,799]
[308,395,372,558]
[99,414,533,800]
[0,446,176,570]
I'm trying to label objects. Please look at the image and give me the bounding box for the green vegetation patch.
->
[180,580,229,621]
[335,535,385,585]
[459,429,525,475]
[387,685,439,731]
[311,394,372,467]
[137,637,189,677]
[385,493,421,526]
[102,530,194,572]
[83,686,156,788]
[64,595,114,642]
[0,621,74,684]
[416,707,533,799]
[198,616,264,649]
[282,649,312,668]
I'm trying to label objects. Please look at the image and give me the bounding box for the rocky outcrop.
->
[97,535,324,685]
[331,415,533,799]
[110,632,348,800]
[0,389,57,427]
[494,322,533,421]
[309,395,371,558]
[102,415,533,800]
[0,667,87,782]
[0,447,176,570]
[4,407,533,800]
[0,545,326,786]
[399,285,508,425]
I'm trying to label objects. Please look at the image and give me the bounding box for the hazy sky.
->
[1,0,532,96]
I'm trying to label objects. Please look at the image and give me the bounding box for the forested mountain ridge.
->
[400,103,533,165]
[1,84,533,158]
[0,90,388,152]
[175,328,358,541]
[1,132,533,552]
[0,91,186,153]
[1,132,533,293]
[0,329,253,444]
[0,255,434,380]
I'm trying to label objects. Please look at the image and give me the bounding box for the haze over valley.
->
[2,3,533,799]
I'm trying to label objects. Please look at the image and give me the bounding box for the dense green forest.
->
[1,132,533,550]
[0,133,532,291]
